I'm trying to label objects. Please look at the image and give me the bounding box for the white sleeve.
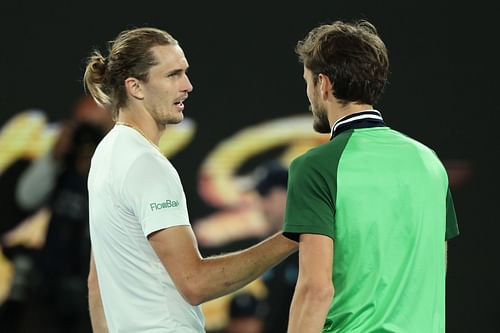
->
[121,152,191,237]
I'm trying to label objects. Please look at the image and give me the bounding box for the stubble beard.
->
[310,104,331,134]
[152,108,184,128]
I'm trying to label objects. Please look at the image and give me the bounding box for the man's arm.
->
[148,226,297,305]
[288,234,334,333]
[15,121,76,210]
[88,252,108,333]
[15,150,62,210]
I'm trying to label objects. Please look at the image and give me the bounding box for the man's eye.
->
[167,71,181,78]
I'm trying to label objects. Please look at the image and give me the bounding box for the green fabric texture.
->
[283,127,459,333]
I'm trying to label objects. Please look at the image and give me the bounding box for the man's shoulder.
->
[92,128,176,190]
[386,128,434,150]
[103,127,168,164]
[290,136,350,174]
[381,129,448,180]
[291,142,329,165]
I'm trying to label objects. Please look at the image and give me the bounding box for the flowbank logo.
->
[150,199,179,211]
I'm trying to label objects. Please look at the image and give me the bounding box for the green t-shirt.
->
[283,114,459,333]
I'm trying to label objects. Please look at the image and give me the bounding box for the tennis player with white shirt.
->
[83,27,297,333]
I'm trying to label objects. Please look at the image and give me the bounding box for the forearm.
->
[88,254,108,333]
[288,283,333,333]
[89,283,108,333]
[288,233,334,333]
[149,227,297,305]
[193,232,297,304]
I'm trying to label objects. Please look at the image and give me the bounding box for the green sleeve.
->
[445,187,459,240]
[283,154,335,241]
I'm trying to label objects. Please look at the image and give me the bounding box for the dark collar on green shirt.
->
[330,109,385,140]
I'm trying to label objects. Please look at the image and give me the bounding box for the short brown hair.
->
[296,20,389,106]
[83,27,177,119]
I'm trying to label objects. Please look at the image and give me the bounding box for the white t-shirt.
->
[88,124,205,332]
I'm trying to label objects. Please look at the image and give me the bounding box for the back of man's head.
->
[254,161,288,197]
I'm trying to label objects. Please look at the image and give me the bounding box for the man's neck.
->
[329,103,374,128]
[117,107,164,146]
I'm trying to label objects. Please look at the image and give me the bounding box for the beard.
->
[310,103,331,134]
[151,108,184,128]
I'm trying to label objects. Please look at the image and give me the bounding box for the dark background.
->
[0,1,496,331]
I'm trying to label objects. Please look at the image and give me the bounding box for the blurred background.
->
[0,1,495,332]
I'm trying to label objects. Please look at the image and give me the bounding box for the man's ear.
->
[317,73,332,100]
[124,77,144,100]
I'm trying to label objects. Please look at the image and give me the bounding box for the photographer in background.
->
[15,95,113,213]
[26,122,105,332]
[0,95,112,333]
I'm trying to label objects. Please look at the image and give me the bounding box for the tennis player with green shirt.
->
[284,20,459,333]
